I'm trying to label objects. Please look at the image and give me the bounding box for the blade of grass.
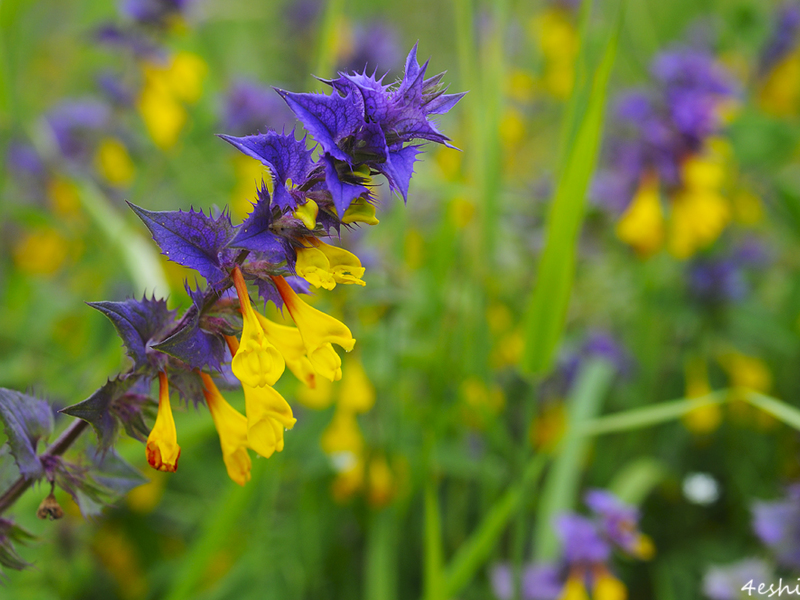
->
[745,391,800,431]
[576,392,726,437]
[364,507,398,600]
[520,1,623,376]
[443,453,547,599]
[608,457,667,506]
[423,480,445,600]
[312,0,345,84]
[533,358,615,560]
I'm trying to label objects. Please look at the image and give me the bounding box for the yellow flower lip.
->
[255,314,318,388]
[242,384,296,458]
[295,238,366,289]
[271,275,356,382]
[231,266,285,387]
[146,372,181,473]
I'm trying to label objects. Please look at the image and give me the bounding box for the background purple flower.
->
[687,258,748,304]
[759,2,800,76]
[522,563,563,600]
[752,485,800,569]
[221,79,296,136]
[585,489,641,553]
[554,513,611,565]
[45,100,111,166]
[703,559,773,600]
[337,21,402,78]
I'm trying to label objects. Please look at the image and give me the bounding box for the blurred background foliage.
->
[3,0,800,598]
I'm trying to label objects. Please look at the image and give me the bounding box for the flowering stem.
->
[0,419,89,516]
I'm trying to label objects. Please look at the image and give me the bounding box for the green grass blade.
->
[443,454,547,599]
[533,359,615,560]
[364,508,398,600]
[423,481,444,600]
[577,392,726,437]
[745,392,800,431]
[313,0,345,83]
[520,2,623,376]
[608,457,668,505]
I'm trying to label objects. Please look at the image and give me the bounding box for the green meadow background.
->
[2,0,800,598]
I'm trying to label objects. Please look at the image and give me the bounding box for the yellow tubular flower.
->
[312,239,366,286]
[367,455,394,508]
[146,372,181,473]
[231,266,285,388]
[94,137,135,186]
[616,175,665,257]
[271,275,355,381]
[592,572,627,600]
[242,384,296,458]
[295,245,337,290]
[682,357,722,435]
[668,189,730,259]
[342,198,379,225]
[297,377,334,410]
[200,373,252,486]
[255,313,318,388]
[338,357,375,413]
[321,410,364,456]
[558,575,589,600]
[294,198,319,229]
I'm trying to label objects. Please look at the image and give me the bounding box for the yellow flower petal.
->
[682,358,721,434]
[321,410,363,455]
[201,373,252,486]
[297,376,335,410]
[255,313,319,389]
[272,275,355,381]
[242,384,296,458]
[616,175,665,257]
[342,198,379,225]
[295,245,337,290]
[95,137,136,186]
[146,372,181,473]
[338,357,375,413]
[558,576,589,600]
[593,573,627,600]
[313,240,365,286]
[294,198,319,229]
[368,455,394,508]
[668,188,730,259]
[231,267,285,387]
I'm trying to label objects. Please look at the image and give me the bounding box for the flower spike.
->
[200,373,252,486]
[146,372,181,473]
[231,265,285,387]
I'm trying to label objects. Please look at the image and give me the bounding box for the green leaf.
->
[520,1,622,376]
